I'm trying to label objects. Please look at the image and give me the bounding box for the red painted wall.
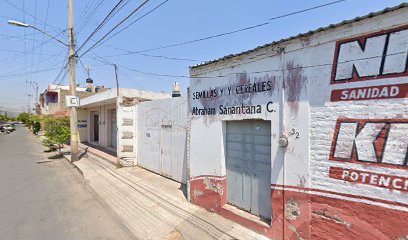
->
[190,177,408,239]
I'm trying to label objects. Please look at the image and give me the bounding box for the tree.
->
[43,117,70,154]
[17,113,30,123]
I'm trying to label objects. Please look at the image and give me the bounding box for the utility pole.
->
[114,64,119,96]
[28,81,39,114]
[114,64,120,167]
[68,0,79,162]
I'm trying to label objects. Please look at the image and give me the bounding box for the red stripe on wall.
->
[271,184,408,209]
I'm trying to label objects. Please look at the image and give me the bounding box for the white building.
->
[188,4,408,239]
[40,83,107,116]
[78,88,170,165]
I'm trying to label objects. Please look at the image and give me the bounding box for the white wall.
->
[189,7,408,212]
[137,97,188,183]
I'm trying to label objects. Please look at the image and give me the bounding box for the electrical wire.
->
[76,0,128,53]
[89,49,407,80]
[94,0,170,50]
[78,0,151,57]
[2,0,61,31]
[77,0,106,35]
[85,0,346,63]
[100,44,203,62]
[0,30,67,66]
[0,66,64,79]
[125,0,347,54]
[36,0,51,72]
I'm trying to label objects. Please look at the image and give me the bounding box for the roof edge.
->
[190,3,408,70]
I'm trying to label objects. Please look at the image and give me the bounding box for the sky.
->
[0,0,405,113]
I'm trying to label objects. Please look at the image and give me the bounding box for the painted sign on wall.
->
[191,74,276,116]
[330,25,408,102]
[329,118,408,191]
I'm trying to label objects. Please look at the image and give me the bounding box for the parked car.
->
[2,124,15,132]
[0,125,10,134]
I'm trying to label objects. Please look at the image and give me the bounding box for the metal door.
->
[226,120,271,219]
[160,125,172,177]
[111,110,117,148]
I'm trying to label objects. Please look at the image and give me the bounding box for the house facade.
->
[188,4,408,239]
[78,88,170,166]
[39,84,105,116]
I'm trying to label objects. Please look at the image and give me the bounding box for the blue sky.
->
[0,0,405,112]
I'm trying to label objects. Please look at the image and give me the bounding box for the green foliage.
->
[17,113,30,123]
[41,138,57,152]
[0,114,15,122]
[43,117,70,152]
[27,115,40,129]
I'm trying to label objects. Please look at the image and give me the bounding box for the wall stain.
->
[297,175,307,188]
[288,224,305,240]
[285,60,307,114]
[312,210,352,230]
[203,177,224,196]
[285,198,301,220]
[193,189,204,197]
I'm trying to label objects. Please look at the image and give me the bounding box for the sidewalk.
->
[63,152,269,240]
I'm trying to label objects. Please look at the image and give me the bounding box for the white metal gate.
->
[137,97,187,184]
[226,120,272,219]
[160,125,172,177]
[111,110,117,148]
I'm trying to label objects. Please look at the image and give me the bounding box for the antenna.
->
[87,65,93,79]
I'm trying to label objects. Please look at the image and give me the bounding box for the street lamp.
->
[7,20,29,28]
[8,20,68,47]
[8,12,79,162]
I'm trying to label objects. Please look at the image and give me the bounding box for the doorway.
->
[111,110,117,148]
[91,112,99,142]
[225,120,272,220]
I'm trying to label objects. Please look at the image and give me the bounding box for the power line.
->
[94,0,170,49]
[0,48,60,56]
[78,0,151,57]
[29,0,39,83]
[0,30,67,66]
[0,65,64,79]
[50,49,70,86]
[100,44,203,62]
[77,0,106,34]
[2,0,61,31]
[36,0,51,72]
[76,0,128,53]
[128,0,347,53]
[90,48,407,80]
[54,67,70,87]
[0,53,65,76]
[87,0,345,62]
[78,58,88,77]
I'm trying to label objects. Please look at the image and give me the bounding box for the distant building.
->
[77,88,170,166]
[39,83,108,116]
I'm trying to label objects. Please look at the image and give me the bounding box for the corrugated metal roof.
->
[190,3,408,69]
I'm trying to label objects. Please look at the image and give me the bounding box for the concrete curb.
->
[61,153,85,178]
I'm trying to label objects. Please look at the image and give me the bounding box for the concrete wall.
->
[137,96,188,183]
[117,96,137,161]
[189,7,408,239]
[77,109,88,143]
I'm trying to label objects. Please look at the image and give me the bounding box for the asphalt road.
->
[0,126,134,240]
